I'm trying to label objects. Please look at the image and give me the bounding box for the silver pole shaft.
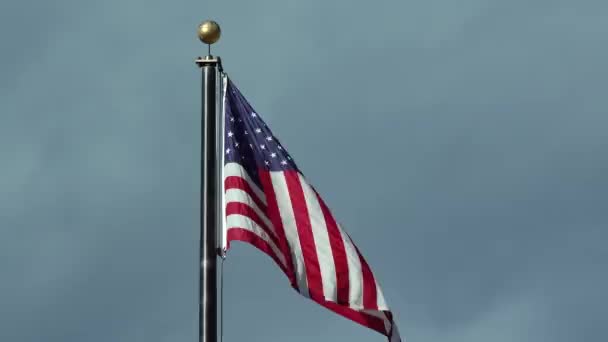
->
[198,55,219,342]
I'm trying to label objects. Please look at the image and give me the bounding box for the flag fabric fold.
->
[221,76,401,342]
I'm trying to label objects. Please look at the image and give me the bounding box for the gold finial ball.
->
[198,20,221,45]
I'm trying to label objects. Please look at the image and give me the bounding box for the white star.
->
[235,142,240,148]
[281,160,288,165]
[255,128,262,134]
[260,144,266,150]
[277,145,283,150]
[230,117,235,122]
[227,131,234,137]
[225,148,231,154]
[271,153,277,158]
[251,112,257,118]
[264,160,270,166]
[266,136,273,141]
[244,130,249,135]
[249,143,254,148]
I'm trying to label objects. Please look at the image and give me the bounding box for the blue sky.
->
[1,1,607,341]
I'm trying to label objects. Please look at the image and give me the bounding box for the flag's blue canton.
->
[224,80,299,186]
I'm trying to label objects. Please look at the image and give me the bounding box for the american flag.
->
[222,77,401,342]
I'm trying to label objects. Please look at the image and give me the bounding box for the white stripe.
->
[226,214,286,269]
[389,321,401,342]
[225,188,274,238]
[298,173,337,301]
[270,171,309,297]
[339,225,364,309]
[224,162,267,205]
[375,281,388,311]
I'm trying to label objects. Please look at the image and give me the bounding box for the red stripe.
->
[315,298,387,335]
[315,192,350,305]
[226,228,288,276]
[259,170,296,286]
[350,235,378,310]
[225,176,267,211]
[283,171,324,300]
[225,202,278,246]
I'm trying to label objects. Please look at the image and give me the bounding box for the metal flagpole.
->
[196,20,222,342]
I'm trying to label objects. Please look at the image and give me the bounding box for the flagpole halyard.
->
[196,20,222,342]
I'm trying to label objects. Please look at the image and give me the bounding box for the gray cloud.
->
[1,0,606,341]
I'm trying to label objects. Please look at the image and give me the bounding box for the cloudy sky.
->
[1,0,607,341]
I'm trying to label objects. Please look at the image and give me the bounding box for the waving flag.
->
[221,77,401,342]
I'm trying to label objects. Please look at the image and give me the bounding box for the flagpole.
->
[196,20,222,342]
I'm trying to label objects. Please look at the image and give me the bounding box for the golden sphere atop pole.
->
[198,20,221,45]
